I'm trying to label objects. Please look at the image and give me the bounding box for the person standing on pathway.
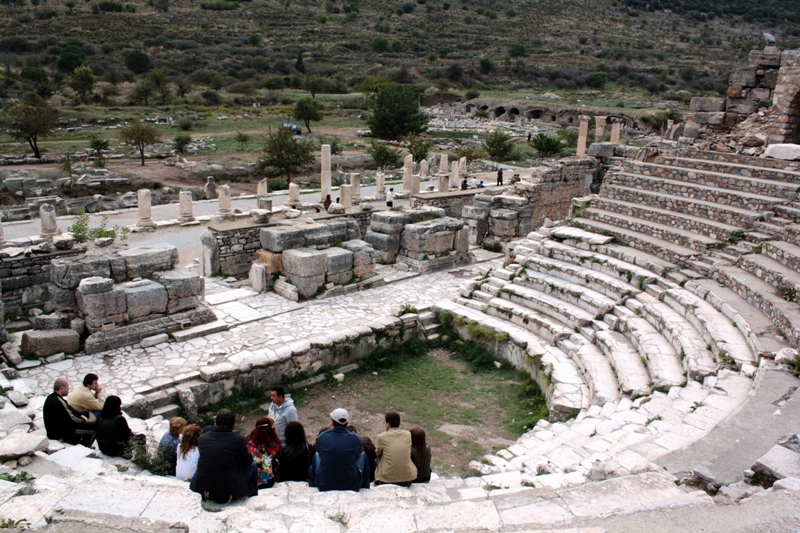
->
[496,167,504,186]
[386,188,394,208]
[268,386,298,445]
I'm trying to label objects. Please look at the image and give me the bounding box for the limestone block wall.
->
[144,314,420,421]
[208,223,265,277]
[396,217,471,273]
[409,190,481,218]
[769,49,800,144]
[0,248,85,315]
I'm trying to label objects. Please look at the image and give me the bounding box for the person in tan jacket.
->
[374,412,417,487]
[67,373,106,417]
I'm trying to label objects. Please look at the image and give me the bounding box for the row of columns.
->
[576,116,623,158]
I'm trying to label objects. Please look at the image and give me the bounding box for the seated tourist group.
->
[43,378,432,502]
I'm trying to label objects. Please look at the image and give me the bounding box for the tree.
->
[173,133,191,155]
[103,65,124,86]
[70,65,96,102]
[234,131,250,151]
[357,74,389,95]
[124,50,150,74]
[479,58,494,74]
[3,94,58,159]
[294,52,305,74]
[302,75,324,98]
[147,67,171,104]
[293,98,323,133]
[257,128,315,183]
[175,76,192,99]
[128,78,155,105]
[407,134,432,163]
[118,121,161,165]
[529,133,563,158]
[366,140,402,169]
[88,133,109,157]
[586,71,607,89]
[65,0,75,12]
[367,83,428,140]
[482,130,514,161]
[57,45,86,73]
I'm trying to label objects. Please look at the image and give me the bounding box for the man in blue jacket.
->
[309,408,369,491]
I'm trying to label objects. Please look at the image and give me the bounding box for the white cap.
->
[330,408,350,425]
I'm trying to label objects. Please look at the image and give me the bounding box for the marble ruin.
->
[0,44,800,533]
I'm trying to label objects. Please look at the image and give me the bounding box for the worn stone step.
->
[622,160,800,199]
[171,320,229,342]
[594,329,652,397]
[484,297,574,344]
[740,253,800,291]
[678,148,800,170]
[510,269,618,317]
[573,218,699,266]
[582,208,721,253]
[609,171,786,212]
[557,336,621,405]
[659,154,800,183]
[614,312,686,390]
[662,287,756,367]
[593,196,744,242]
[152,403,181,419]
[496,282,597,330]
[763,240,800,272]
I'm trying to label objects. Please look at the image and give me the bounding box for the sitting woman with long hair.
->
[245,417,283,489]
[176,424,202,481]
[410,427,431,483]
[95,396,145,458]
[278,421,313,482]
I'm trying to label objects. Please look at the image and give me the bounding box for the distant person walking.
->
[386,188,394,208]
[496,167,504,186]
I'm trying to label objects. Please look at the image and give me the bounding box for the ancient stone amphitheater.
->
[2,148,800,530]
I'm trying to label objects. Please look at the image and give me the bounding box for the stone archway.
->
[508,107,520,121]
[769,50,800,144]
[494,106,506,118]
[526,109,542,119]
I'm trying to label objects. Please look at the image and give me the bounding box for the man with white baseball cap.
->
[309,408,370,491]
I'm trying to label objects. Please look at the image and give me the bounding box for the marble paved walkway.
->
[16,249,504,402]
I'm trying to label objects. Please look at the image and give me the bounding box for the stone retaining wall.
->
[658,155,800,181]
[0,248,86,315]
[409,190,481,218]
[679,148,800,171]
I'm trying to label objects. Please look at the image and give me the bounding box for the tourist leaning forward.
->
[43,378,96,447]
[67,373,106,418]
[268,386,298,445]
[309,408,369,492]
[374,412,417,487]
[190,409,258,503]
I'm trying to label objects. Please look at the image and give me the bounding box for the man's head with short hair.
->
[53,378,68,395]
[385,412,401,428]
[169,416,187,436]
[83,373,99,388]
[215,409,236,430]
[270,386,286,406]
[330,408,350,427]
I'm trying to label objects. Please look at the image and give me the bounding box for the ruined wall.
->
[769,50,800,144]
[0,248,86,315]
[409,189,481,218]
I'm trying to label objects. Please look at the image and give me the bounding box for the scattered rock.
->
[0,432,48,461]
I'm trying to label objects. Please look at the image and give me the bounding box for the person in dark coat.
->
[347,425,377,483]
[278,421,313,482]
[496,167,503,186]
[309,408,369,492]
[95,396,145,458]
[410,427,432,483]
[43,378,96,446]
[190,409,258,503]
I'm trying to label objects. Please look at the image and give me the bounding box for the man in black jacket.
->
[43,378,96,446]
[190,409,257,503]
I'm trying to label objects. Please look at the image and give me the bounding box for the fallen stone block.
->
[322,247,353,274]
[21,329,80,357]
[6,390,27,407]
[773,477,800,491]
[753,444,800,480]
[260,225,307,252]
[152,269,203,300]
[690,97,727,112]
[77,288,126,328]
[77,276,114,295]
[764,144,800,161]
[51,255,111,289]
[587,142,617,158]
[140,333,169,348]
[118,244,179,279]
[0,432,48,461]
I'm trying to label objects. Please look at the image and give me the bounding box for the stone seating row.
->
[658,154,800,183]
[667,147,800,172]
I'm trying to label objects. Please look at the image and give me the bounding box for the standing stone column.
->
[450,161,460,190]
[136,189,155,229]
[217,184,232,215]
[286,183,301,207]
[410,174,420,195]
[256,178,271,210]
[595,116,607,142]
[340,184,353,207]
[402,154,413,193]
[178,190,195,223]
[438,173,449,193]
[610,120,621,143]
[350,173,361,204]
[438,154,449,175]
[419,160,429,179]
[257,178,268,197]
[320,144,331,202]
[39,204,57,240]
[376,172,385,195]
[204,176,217,200]
[576,115,590,159]
[666,119,675,138]
[0,219,6,245]
[459,157,467,175]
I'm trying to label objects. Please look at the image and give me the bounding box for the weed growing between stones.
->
[786,354,800,378]
[777,285,797,302]
[129,440,173,476]
[0,518,28,528]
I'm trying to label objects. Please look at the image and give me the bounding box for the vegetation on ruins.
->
[366,140,402,169]
[482,130,516,162]
[407,134,434,163]
[118,121,161,165]
[257,127,315,183]
[529,133,564,158]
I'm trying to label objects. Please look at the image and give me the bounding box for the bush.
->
[177,118,192,131]
[35,8,59,19]
[261,76,285,90]
[267,178,288,191]
[315,13,328,23]
[200,90,222,104]
[482,130,514,161]
[96,0,123,11]
[200,0,238,9]
[529,133,563,157]
[465,89,480,100]
[173,133,191,155]
[124,50,150,74]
